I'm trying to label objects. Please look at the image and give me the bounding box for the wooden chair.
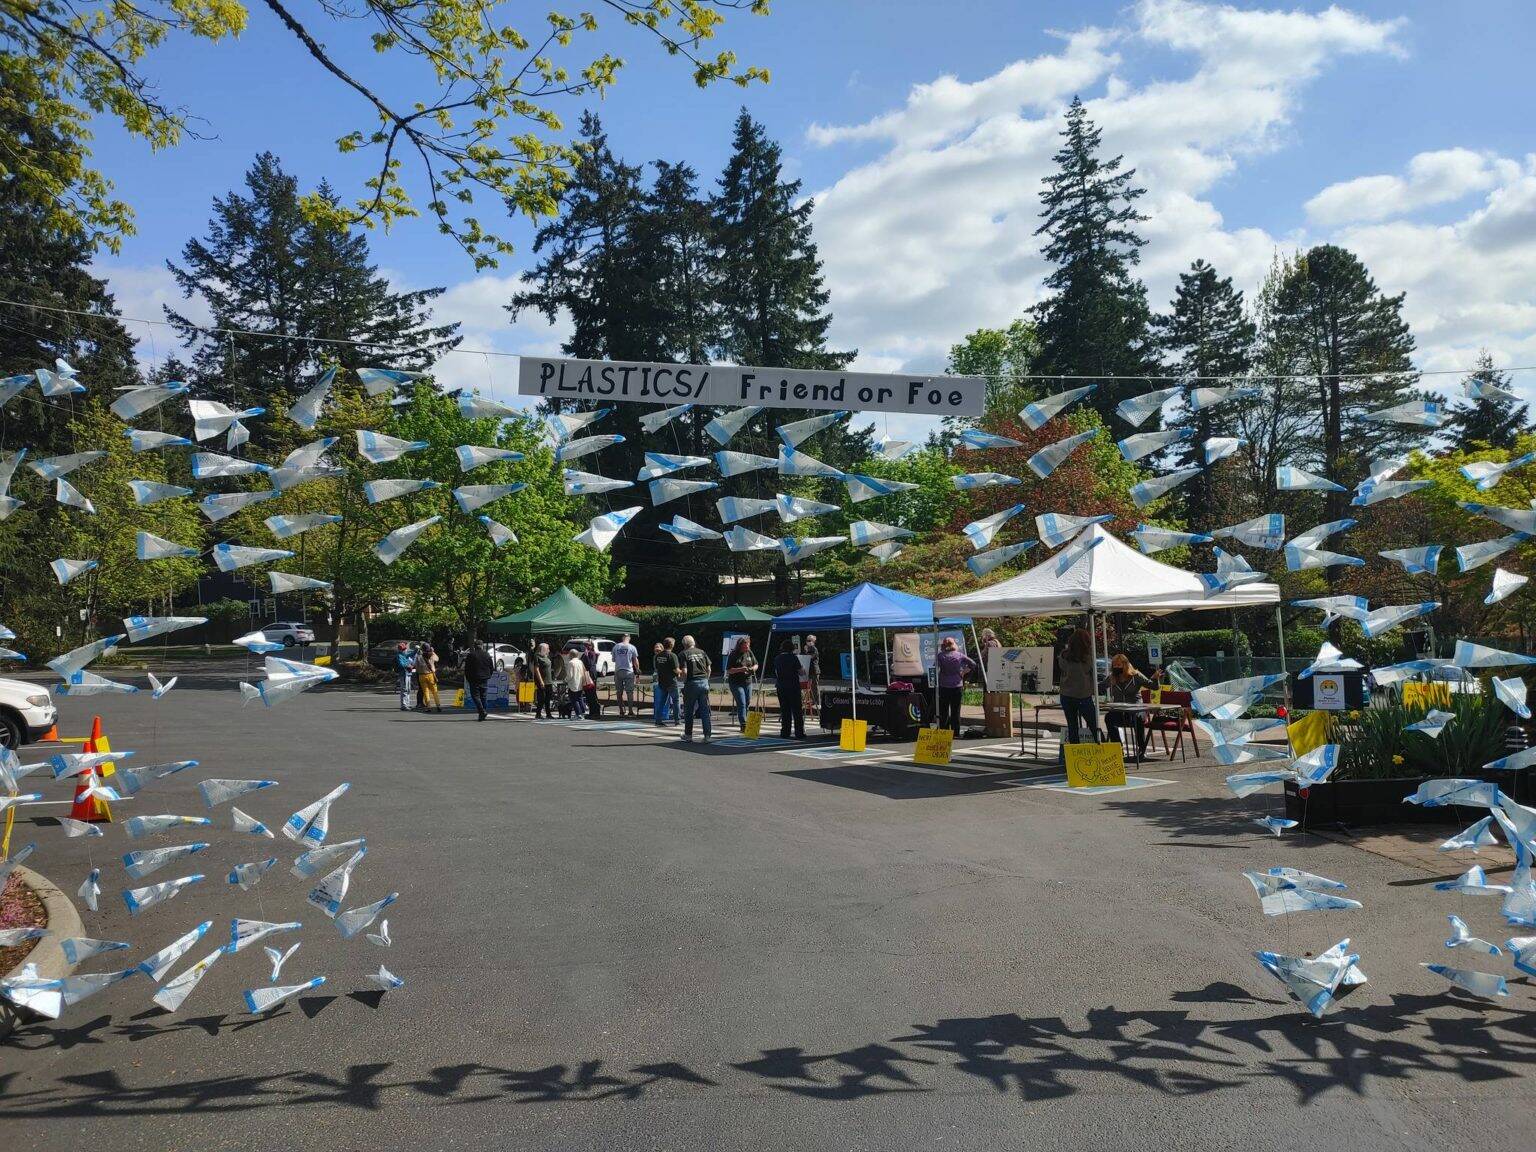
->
[1143,688,1199,761]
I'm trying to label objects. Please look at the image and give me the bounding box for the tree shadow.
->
[1103,795,1288,840]
[3,989,1534,1118]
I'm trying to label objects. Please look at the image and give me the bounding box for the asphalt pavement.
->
[1,680,1532,1151]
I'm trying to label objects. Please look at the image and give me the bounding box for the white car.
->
[260,621,316,648]
[0,677,57,750]
[563,638,616,676]
[488,643,526,670]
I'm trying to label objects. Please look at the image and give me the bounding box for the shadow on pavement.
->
[5,990,1532,1115]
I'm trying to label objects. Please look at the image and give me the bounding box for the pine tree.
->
[1443,351,1529,450]
[1270,245,1419,518]
[1153,260,1255,530]
[0,103,141,456]
[1032,96,1155,420]
[714,110,853,373]
[510,116,720,603]
[166,154,459,439]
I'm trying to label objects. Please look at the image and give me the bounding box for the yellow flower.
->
[1349,710,1361,719]
[1392,754,1404,765]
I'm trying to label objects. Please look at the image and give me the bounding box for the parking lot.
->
[1,680,1532,1151]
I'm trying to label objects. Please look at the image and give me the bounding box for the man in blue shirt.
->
[393,642,415,712]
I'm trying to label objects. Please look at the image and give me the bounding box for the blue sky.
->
[93,0,1536,423]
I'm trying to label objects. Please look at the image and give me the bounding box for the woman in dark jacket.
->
[1057,627,1098,747]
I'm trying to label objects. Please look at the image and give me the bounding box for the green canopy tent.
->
[487,586,638,638]
[681,605,776,628]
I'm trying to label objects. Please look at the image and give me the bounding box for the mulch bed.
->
[0,872,47,973]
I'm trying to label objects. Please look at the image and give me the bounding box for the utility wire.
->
[2,298,1532,386]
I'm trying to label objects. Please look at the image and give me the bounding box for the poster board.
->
[919,629,967,671]
[914,728,953,766]
[985,646,1054,693]
[890,632,925,678]
[1064,743,1127,788]
[485,669,511,709]
[722,632,747,658]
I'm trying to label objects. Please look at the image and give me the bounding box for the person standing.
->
[679,634,712,743]
[532,642,554,718]
[393,642,415,712]
[654,637,680,726]
[726,636,757,728]
[1058,626,1100,749]
[563,646,588,718]
[773,639,806,739]
[650,641,671,724]
[462,641,495,721]
[417,642,442,713]
[934,636,976,736]
[612,633,640,717]
[581,640,602,719]
[803,635,820,718]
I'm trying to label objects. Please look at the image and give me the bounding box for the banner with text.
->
[518,357,986,417]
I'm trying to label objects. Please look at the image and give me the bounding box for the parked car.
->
[563,638,616,676]
[0,677,57,750]
[488,642,526,671]
[368,642,409,670]
[260,621,315,648]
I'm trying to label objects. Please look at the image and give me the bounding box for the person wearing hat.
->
[393,641,416,712]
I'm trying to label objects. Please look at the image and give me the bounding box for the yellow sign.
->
[743,711,763,739]
[914,727,953,766]
[517,681,536,705]
[1064,742,1127,788]
[1403,681,1452,711]
[453,688,466,708]
[94,733,116,778]
[1286,709,1330,757]
[840,718,868,752]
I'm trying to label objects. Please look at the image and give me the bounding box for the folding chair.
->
[1145,689,1198,761]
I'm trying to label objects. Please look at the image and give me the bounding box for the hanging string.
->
[2,298,1531,388]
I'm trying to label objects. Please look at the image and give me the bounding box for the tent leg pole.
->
[1088,612,1100,741]
[849,627,857,723]
[1275,605,1293,754]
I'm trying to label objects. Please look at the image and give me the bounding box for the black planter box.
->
[1285,768,1534,828]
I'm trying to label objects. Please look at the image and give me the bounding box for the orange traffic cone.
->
[36,723,59,743]
[69,715,113,823]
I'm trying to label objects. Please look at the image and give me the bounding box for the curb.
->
[1,865,82,1040]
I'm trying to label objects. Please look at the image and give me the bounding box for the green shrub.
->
[1125,629,1251,659]
[1334,693,1507,781]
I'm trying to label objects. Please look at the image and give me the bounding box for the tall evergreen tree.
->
[1153,260,1255,530]
[1270,245,1419,514]
[1032,96,1155,421]
[510,116,720,602]
[713,110,854,373]
[1232,252,1314,513]
[0,103,140,456]
[166,153,459,439]
[1443,351,1529,450]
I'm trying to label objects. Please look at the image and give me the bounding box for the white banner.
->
[518,356,985,417]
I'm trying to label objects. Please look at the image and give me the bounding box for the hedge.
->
[1124,628,1251,660]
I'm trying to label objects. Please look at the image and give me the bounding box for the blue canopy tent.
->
[770,583,973,724]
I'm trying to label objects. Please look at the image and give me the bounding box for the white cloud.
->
[807,0,1406,377]
[803,1,1536,408]
[1305,149,1517,226]
[100,262,571,412]
[93,262,207,371]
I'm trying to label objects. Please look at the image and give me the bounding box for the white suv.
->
[260,621,316,648]
[0,677,57,750]
[563,638,616,676]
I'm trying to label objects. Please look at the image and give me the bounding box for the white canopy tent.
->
[934,524,1280,617]
[934,524,1285,716]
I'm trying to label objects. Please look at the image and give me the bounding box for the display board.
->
[985,646,1055,693]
